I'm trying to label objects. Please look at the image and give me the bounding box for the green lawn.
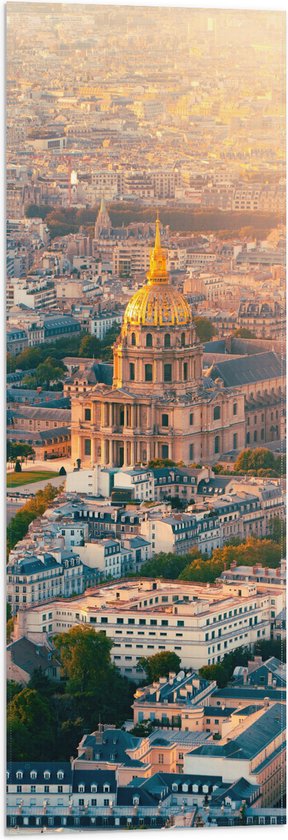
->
[7,470,59,488]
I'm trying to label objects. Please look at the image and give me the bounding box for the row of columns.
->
[100,402,152,432]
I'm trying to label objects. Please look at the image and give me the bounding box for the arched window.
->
[146,333,153,348]
[213,406,221,421]
[181,332,185,347]
[214,435,220,454]
[164,333,170,348]
[131,332,136,346]
[145,364,153,382]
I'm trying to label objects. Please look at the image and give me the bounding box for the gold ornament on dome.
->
[123,217,192,328]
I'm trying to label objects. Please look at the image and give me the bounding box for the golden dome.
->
[123,218,192,327]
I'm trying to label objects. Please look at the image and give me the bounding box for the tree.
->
[7,442,35,462]
[79,334,101,358]
[24,204,53,219]
[194,317,217,342]
[14,460,22,473]
[148,458,177,469]
[268,516,285,546]
[7,688,55,760]
[7,618,14,643]
[199,664,228,688]
[53,626,114,693]
[140,549,202,580]
[137,651,181,682]
[59,466,67,476]
[234,448,278,474]
[7,484,59,556]
[23,357,65,390]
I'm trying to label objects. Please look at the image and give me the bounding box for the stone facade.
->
[71,220,245,468]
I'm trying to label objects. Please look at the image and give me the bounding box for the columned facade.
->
[71,219,246,468]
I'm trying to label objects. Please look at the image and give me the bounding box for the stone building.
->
[71,219,245,468]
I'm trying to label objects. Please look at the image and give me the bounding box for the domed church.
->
[71,219,245,468]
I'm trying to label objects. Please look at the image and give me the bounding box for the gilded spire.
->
[146,216,168,285]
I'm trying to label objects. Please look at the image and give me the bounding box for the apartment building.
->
[89,312,122,340]
[14,578,275,679]
[140,511,221,556]
[184,703,286,808]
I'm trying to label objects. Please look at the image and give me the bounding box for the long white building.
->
[14,578,284,681]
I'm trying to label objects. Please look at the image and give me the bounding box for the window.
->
[214,435,220,454]
[84,438,91,456]
[233,402,237,415]
[84,408,91,421]
[233,433,238,450]
[146,333,153,347]
[44,785,49,793]
[164,363,172,383]
[162,445,169,459]
[145,364,153,382]
[213,406,221,421]
[189,444,194,460]
[57,771,64,780]
[131,332,136,346]
[246,432,250,444]
[162,413,169,427]
[189,413,194,425]
[58,786,63,793]
[129,363,135,381]
[254,430,257,442]
[164,333,171,348]
[181,332,186,346]
[183,362,188,381]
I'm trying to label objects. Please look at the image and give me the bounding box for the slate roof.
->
[8,406,71,422]
[207,352,284,387]
[139,672,210,705]
[72,768,116,792]
[190,703,285,761]
[7,637,57,676]
[79,729,141,764]
[8,553,61,575]
[7,762,72,783]
[211,687,286,702]
[211,777,260,804]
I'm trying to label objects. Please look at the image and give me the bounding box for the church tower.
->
[94,197,112,239]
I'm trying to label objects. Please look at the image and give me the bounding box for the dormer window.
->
[192,784,198,793]
[30,771,37,780]
[57,771,64,780]
[133,797,139,806]
[91,785,97,793]
[44,771,50,780]
[103,785,110,793]
[78,784,85,793]
[172,783,178,792]
[16,771,23,780]
[182,783,188,792]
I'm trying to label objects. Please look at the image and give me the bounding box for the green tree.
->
[268,516,285,546]
[7,688,55,760]
[234,448,278,474]
[53,626,114,693]
[140,549,202,580]
[14,460,22,473]
[23,357,65,390]
[24,204,53,219]
[7,617,14,643]
[137,651,181,682]
[7,484,59,556]
[79,334,101,358]
[7,442,35,462]
[194,317,217,342]
[199,664,228,688]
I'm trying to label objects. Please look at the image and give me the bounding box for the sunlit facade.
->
[71,220,245,468]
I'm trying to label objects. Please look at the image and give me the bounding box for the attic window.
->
[103,785,110,793]
[172,783,178,792]
[30,771,37,780]
[44,771,50,780]
[133,797,139,806]
[57,771,64,780]
[78,784,85,793]
[91,785,97,793]
[16,771,23,780]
